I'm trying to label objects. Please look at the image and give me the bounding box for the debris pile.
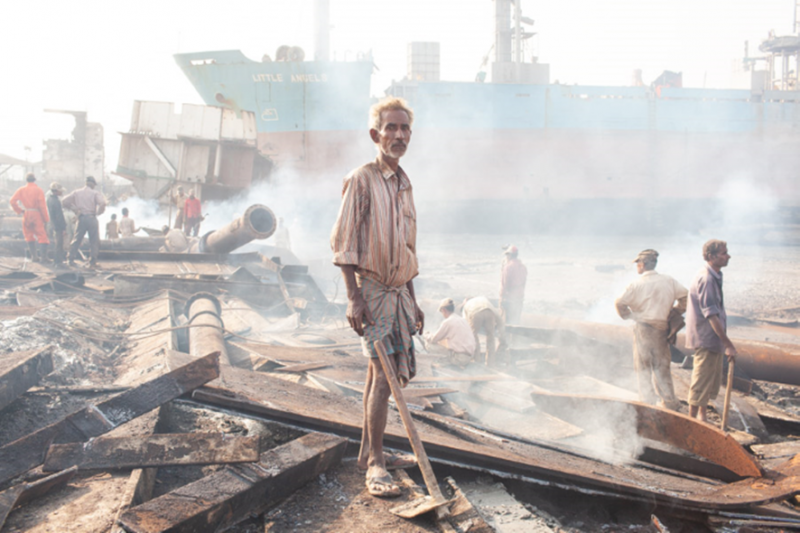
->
[0,228,799,532]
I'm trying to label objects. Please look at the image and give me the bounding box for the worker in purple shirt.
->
[685,239,737,422]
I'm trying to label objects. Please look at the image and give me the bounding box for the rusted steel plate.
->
[43,433,259,472]
[273,362,330,373]
[0,467,77,530]
[0,352,220,485]
[530,390,762,478]
[118,432,346,533]
[192,366,800,510]
[0,346,54,411]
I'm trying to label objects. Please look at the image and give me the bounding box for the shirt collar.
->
[705,264,722,280]
[375,157,411,191]
[642,270,658,277]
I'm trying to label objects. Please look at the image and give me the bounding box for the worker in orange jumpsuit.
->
[10,173,50,262]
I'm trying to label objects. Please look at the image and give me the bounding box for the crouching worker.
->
[424,298,477,367]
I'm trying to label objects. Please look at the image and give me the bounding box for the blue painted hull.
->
[175,50,800,215]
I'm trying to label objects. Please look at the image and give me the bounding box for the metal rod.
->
[721,359,735,431]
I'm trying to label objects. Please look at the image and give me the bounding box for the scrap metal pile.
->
[1,215,800,531]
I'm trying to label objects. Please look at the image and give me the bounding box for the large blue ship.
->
[174,0,800,232]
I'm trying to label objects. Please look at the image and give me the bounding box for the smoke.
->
[99,196,164,235]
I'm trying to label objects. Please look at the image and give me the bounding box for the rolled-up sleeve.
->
[697,278,721,318]
[331,174,365,266]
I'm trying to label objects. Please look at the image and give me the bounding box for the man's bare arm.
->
[614,299,632,320]
[340,265,374,336]
[708,314,737,359]
[405,279,424,334]
[675,296,687,314]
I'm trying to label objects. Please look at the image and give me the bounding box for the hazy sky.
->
[0,0,794,169]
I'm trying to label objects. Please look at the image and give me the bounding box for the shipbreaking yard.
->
[0,189,797,533]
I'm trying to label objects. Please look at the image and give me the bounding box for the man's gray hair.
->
[369,97,414,131]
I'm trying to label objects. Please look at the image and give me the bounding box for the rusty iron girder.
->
[530,390,762,478]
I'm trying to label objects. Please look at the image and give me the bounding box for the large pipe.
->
[196,204,276,254]
[185,292,229,368]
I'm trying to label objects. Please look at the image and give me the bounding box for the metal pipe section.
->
[185,292,230,367]
[197,204,276,254]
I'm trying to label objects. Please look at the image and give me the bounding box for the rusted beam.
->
[185,293,230,368]
[0,352,220,486]
[442,477,494,533]
[0,346,54,411]
[530,390,762,478]
[111,468,158,533]
[118,432,346,533]
[194,204,276,254]
[0,467,77,530]
[403,387,459,398]
[43,433,259,472]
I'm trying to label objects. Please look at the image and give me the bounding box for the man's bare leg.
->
[689,404,708,422]
[357,361,374,469]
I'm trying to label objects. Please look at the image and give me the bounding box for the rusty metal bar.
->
[0,346,54,411]
[0,352,220,486]
[43,433,259,472]
[0,467,77,530]
[530,390,762,478]
[185,293,230,367]
[118,433,346,533]
[196,204,276,254]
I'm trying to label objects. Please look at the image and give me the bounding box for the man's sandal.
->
[358,452,416,472]
[365,475,401,498]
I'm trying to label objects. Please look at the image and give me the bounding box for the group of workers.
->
[105,208,140,240]
[10,174,106,268]
[171,185,203,237]
[330,96,737,499]
[615,241,734,423]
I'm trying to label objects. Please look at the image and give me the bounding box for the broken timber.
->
[0,467,77,530]
[118,432,346,533]
[0,352,220,486]
[530,390,762,478]
[43,433,259,472]
[0,346,54,411]
[190,366,800,510]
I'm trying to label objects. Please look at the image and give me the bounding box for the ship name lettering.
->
[252,73,284,82]
[290,74,328,83]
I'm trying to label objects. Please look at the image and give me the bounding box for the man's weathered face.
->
[636,261,645,275]
[711,245,731,269]
[371,109,411,160]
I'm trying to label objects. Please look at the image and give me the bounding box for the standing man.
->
[331,97,423,498]
[500,245,527,324]
[46,182,67,266]
[424,298,477,367]
[10,173,50,262]
[62,176,106,268]
[119,207,139,238]
[463,296,507,366]
[184,190,202,237]
[615,249,688,410]
[685,240,736,422]
[172,186,187,231]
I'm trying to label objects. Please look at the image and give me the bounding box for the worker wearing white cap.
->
[424,298,477,367]
[615,249,688,410]
[500,244,527,325]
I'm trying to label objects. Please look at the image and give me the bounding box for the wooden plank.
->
[43,433,259,472]
[0,352,220,486]
[0,467,77,530]
[118,432,347,533]
[0,347,54,411]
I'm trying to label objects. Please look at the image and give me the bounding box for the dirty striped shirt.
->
[330,157,418,288]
